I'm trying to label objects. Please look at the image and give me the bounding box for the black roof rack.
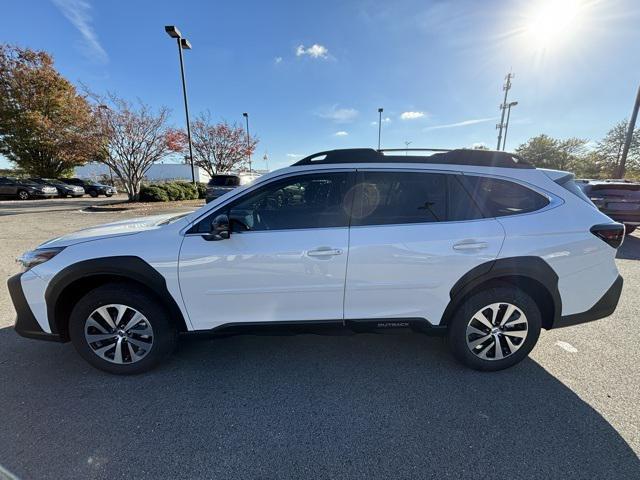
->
[292,148,534,169]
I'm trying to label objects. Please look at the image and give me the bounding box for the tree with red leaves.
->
[173,112,259,177]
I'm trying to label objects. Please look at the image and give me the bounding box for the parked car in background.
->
[61,178,116,197]
[579,180,640,234]
[29,178,85,197]
[205,173,261,203]
[0,177,57,200]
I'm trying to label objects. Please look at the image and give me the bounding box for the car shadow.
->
[0,328,638,480]
[617,233,640,260]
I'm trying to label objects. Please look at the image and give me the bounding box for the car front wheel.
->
[17,190,29,200]
[69,283,177,374]
[448,286,542,371]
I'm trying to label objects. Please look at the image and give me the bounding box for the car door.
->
[179,170,355,330]
[344,169,505,325]
[0,178,12,196]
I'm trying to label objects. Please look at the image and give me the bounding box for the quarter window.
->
[460,175,549,217]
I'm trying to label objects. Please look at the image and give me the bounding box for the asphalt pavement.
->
[0,200,638,479]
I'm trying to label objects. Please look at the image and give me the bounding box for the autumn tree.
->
[93,93,177,201]
[0,44,101,176]
[173,112,258,176]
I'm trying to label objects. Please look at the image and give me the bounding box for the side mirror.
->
[203,214,230,241]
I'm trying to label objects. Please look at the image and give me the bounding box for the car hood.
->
[38,213,183,248]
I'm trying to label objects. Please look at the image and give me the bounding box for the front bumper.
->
[29,191,57,198]
[7,273,63,342]
[554,275,623,328]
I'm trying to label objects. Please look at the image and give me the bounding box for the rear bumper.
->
[7,273,63,342]
[554,275,623,328]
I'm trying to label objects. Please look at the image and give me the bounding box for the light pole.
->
[243,112,251,173]
[377,107,383,150]
[404,140,412,156]
[618,83,640,178]
[501,101,518,151]
[165,25,196,184]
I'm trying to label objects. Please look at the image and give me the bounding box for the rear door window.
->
[350,171,484,226]
[459,175,549,217]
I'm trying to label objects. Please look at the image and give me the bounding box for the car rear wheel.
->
[69,283,177,374]
[88,190,99,198]
[17,190,29,200]
[448,286,542,371]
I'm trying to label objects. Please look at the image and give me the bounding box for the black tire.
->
[68,283,177,374]
[624,225,636,235]
[88,190,99,198]
[448,286,542,371]
[17,190,29,200]
[105,193,113,197]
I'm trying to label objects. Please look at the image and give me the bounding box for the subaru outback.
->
[8,148,624,374]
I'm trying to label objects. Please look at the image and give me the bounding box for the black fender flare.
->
[440,256,562,327]
[45,256,187,335]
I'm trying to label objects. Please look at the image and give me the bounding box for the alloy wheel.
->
[84,304,154,364]
[465,302,528,361]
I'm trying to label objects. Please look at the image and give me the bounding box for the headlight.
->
[17,247,65,271]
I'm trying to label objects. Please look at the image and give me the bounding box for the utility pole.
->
[501,101,518,151]
[496,72,514,150]
[404,140,412,155]
[618,83,640,178]
[377,108,384,150]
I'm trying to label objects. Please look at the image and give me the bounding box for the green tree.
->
[0,44,101,176]
[515,134,588,171]
[596,120,640,176]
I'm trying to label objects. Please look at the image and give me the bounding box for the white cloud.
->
[52,0,107,63]
[334,131,349,136]
[372,117,391,125]
[274,56,283,64]
[286,153,302,158]
[316,105,359,123]
[296,43,329,59]
[400,111,426,120]
[424,117,495,130]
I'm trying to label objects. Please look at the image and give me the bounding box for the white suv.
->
[8,148,624,374]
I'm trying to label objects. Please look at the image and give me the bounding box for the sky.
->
[1,0,640,171]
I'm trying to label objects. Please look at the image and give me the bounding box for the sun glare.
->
[525,0,584,50]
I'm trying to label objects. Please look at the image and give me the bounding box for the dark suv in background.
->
[29,178,85,197]
[580,180,640,234]
[61,178,116,197]
[0,177,57,200]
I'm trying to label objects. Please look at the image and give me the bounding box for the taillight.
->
[590,223,625,249]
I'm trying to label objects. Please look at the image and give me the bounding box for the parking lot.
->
[0,199,639,479]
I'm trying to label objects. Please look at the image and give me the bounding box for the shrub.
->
[139,185,169,202]
[175,181,199,200]
[161,183,183,201]
[196,182,207,199]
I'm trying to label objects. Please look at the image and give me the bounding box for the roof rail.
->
[292,148,534,169]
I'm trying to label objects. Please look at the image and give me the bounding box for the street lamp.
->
[377,107,383,150]
[242,112,251,173]
[165,25,196,184]
[501,101,518,151]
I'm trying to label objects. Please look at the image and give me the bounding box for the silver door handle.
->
[453,241,489,251]
[307,247,344,257]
